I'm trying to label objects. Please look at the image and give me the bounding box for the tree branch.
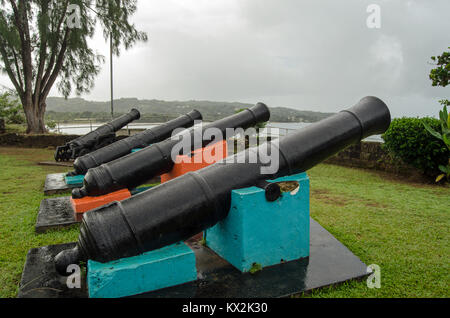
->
[41,28,71,102]
[34,0,50,108]
[12,48,23,89]
[10,0,33,107]
[0,40,24,99]
[41,0,70,92]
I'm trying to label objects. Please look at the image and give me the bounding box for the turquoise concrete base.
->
[64,174,85,187]
[130,185,154,195]
[205,172,310,273]
[64,174,153,189]
[131,148,143,153]
[87,242,197,298]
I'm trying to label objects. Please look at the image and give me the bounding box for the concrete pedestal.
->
[64,174,84,187]
[43,173,77,195]
[88,242,197,298]
[206,173,309,272]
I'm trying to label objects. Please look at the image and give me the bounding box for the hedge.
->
[382,117,449,176]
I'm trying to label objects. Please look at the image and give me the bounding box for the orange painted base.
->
[71,189,132,218]
[161,140,228,183]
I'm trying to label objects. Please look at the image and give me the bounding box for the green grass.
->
[0,147,448,298]
[0,147,79,298]
[304,164,449,298]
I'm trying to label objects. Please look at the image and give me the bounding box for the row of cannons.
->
[21,97,391,298]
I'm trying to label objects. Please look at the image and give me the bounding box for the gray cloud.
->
[1,0,449,117]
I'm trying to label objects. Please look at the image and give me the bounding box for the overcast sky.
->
[1,0,450,118]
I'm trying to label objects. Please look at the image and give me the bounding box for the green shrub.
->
[46,120,57,129]
[0,91,25,124]
[423,104,450,182]
[382,117,449,176]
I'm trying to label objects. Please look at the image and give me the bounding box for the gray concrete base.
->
[20,218,369,298]
[38,161,73,168]
[43,173,74,195]
[35,197,77,233]
[18,243,87,298]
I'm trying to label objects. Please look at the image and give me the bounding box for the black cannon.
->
[71,103,271,198]
[54,109,141,162]
[55,96,391,273]
[69,110,203,175]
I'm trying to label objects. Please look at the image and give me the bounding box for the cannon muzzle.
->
[72,103,270,198]
[55,96,390,274]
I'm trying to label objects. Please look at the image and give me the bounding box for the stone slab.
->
[35,186,155,232]
[43,173,75,195]
[20,219,369,298]
[35,197,77,233]
[18,243,87,298]
[38,161,74,168]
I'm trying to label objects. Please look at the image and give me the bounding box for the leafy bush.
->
[423,104,450,182]
[0,91,25,124]
[382,117,449,176]
[46,120,57,130]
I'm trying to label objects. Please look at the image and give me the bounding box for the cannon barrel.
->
[54,109,141,161]
[72,103,271,198]
[71,110,203,175]
[55,96,391,273]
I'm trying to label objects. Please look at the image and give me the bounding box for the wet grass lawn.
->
[0,147,448,298]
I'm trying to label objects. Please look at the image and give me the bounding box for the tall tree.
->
[430,47,450,88]
[0,0,147,133]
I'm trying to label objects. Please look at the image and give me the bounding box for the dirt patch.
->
[363,201,389,209]
[311,189,331,195]
[433,189,450,196]
[311,188,349,206]
[360,166,444,188]
[312,187,393,209]
[311,188,390,209]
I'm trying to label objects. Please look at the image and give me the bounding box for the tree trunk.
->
[23,100,47,134]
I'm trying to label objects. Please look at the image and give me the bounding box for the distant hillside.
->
[45,97,334,123]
